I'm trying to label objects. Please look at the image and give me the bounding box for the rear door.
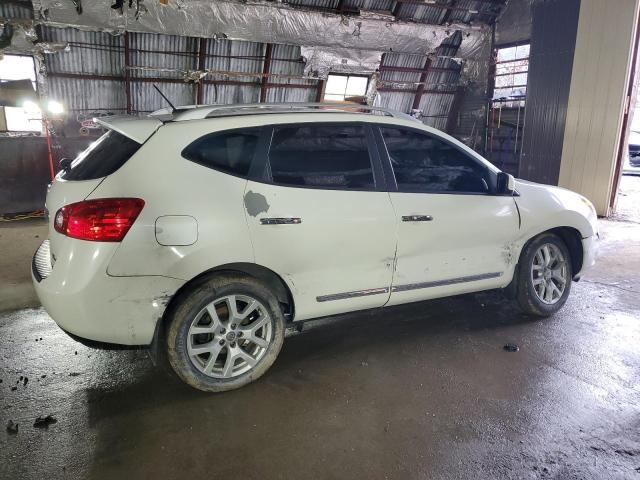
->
[375,125,520,306]
[244,122,397,321]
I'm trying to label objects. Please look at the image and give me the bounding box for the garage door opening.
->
[611,10,640,223]
[0,54,41,133]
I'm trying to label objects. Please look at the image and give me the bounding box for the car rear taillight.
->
[54,198,145,242]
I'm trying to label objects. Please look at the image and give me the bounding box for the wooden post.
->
[445,86,466,134]
[260,43,273,103]
[315,79,326,102]
[196,38,208,105]
[124,32,132,114]
[411,57,432,111]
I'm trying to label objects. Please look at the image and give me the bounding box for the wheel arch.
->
[161,263,295,332]
[520,226,584,276]
[505,226,583,302]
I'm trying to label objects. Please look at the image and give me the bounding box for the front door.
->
[244,122,397,320]
[375,126,520,306]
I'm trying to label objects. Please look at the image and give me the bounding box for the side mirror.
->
[59,158,72,173]
[497,172,515,195]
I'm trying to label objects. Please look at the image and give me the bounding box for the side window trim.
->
[374,125,498,195]
[255,121,386,193]
[247,126,272,181]
[181,126,265,181]
[365,123,387,191]
[372,125,398,192]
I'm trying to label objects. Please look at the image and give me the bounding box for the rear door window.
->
[63,130,141,181]
[181,127,262,177]
[267,124,375,190]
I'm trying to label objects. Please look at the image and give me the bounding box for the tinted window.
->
[268,124,375,189]
[381,127,489,194]
[63,130,140,181]
[182,128,261,177]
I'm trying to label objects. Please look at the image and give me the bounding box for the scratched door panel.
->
[387,192,520,306]
[243,181,397,321]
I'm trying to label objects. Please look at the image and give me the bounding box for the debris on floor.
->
[6,420,18,434]
[615,449,638,457]
[503,343,519,352]
[33,415,57,429]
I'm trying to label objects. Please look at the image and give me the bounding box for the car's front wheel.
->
[515,232,573,316]
[166,274,285,392]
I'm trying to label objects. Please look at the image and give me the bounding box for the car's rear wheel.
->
[166,274,285,392]
[515,233,573,316]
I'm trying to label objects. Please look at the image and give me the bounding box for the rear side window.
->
[267,124,375,190]
[380,127,489,194]
[63,130,141,181]
[182,128,261,177]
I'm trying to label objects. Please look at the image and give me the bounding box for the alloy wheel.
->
[186,294,272,378]
[530,243,568,305]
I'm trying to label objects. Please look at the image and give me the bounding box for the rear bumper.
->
[32,239,185,345]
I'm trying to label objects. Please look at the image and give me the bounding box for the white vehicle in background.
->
[625,129,640,174]
[32,103,598,392]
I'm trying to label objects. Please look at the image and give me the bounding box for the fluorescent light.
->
[47,100,64,114]
[22,100,41,113]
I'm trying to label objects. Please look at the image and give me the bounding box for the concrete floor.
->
[1,177,640,479]
[0,217,47,312]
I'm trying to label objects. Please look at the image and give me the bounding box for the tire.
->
[515,232,573,317]
[166,274,285,392]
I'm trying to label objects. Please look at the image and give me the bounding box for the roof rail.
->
[153,102,421,123]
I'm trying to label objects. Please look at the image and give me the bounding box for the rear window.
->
[181,128,262,177]
[63,130,141,181]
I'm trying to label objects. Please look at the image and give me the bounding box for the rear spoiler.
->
[95,115,162,144]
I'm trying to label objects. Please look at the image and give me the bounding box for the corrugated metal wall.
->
[494,0,532,46]
[559,0,640,215]
[38,28,321,114]
[519,0,580,185]
[203,38,262,105]
[1,0,505,143]
[0,2,33,19]
[375,32,464,130]
[420,33,463,130]
[129,32,196,111]
[41,27,126,113]
[0,0,509,214]
[451,37,491,149]
[265,44,317,103]
[36,24,480,134]
[376,52,425,113]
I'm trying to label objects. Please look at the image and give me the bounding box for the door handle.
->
[260,217,302,225]
[402,215,433,222]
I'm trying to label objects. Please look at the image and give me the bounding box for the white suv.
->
[32,103,598,392]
